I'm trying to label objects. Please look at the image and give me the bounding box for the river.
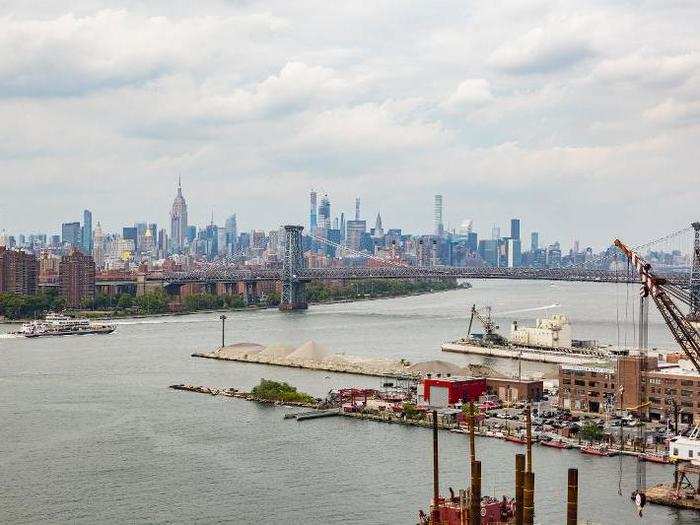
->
[1,280,698,524]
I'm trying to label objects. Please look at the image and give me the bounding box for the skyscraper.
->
[61,222,81,248]
[510,218,521,241]
[346,220,366,252]
[373,211,384,238]
[355,197,361,220]
[170,177,188,252]
[82,210,93,254]
[531,232,539,252]
[225,214,238,254]
[318,194,331,229]
[434,195,444,236]
[309,190,318,231]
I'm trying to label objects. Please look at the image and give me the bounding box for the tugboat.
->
[18,313,116,338]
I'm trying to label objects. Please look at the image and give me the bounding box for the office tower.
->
[225,214,238,254]
[434,195,444,236]
[345,220,367,252]
[507,238,522,268]
[340,212,346,242]
[333,217,339,230]
[61,222,82,248]
[186,225,197,244]
[373,212,384,238]
[157,229,168,255]
[148,223,158,243]
[59,248,96,307]
[170,177,188,252]
[510,218,520,241]
[309,190,318,230]
[318,194,331,229]
[466,232,478,253]
[18,234,26,246]
[93,222,105,268]
[122,227,138,253]
[51,235,61,248]
[0,246,38,295]
[491,225,501,240]
[531,232,539,252]
[355,197,361,220]
[82,210,93,254]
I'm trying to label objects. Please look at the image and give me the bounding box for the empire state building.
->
[170,177,188,252]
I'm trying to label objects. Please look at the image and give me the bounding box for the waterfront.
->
[2,280,698,524]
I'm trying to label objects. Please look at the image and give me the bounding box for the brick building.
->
[559,354,700,424]
[0,246,38,295]
[486,377,544,403]
[59,249,96,308]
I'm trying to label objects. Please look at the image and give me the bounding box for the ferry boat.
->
[640,452,670,464]
[18,313,116,338]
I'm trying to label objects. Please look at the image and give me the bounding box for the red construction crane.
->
[614,238,700,372]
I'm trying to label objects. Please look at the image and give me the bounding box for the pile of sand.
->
[258,344,296,360]
[287,340,330,361]
[218,343,264,358]
[407,360,464,376]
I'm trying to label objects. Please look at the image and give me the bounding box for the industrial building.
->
[558,354,700,424]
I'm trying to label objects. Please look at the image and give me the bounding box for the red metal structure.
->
[614,239,700,372]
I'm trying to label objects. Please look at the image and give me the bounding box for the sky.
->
[1,0,699,250]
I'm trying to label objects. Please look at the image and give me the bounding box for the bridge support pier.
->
[280,225,308,311]
[243,281,258,305]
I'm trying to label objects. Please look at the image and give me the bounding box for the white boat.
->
[18,313,116,338]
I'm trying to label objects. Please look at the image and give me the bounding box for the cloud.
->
[489,24,595,75]
[443,78,493,111]
[0,10,289,97]
[644,98,700,126]
[594,53,699,87]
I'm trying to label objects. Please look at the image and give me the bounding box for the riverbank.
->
[0,283,465,324]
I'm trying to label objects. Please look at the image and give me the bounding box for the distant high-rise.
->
[0,246,38,295]
[346,220,367,252]
[170,177,188,252]
[531,232,539,252]
[340,212,346,242]
[59,248,96,308]
[82,210,93,254]
[374,211,384,238]
[309,190,318,230]
[434,195,444,236]
[61,222,81,248]
[491,225,501,240]
[225,214,238,254]
[318,194,331,229]
[510,218,521,241]
[122,227,138,254]
[355,197,361,220]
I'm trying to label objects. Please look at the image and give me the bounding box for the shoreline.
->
[0,284,464,325]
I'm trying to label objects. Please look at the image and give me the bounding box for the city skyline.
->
[1,1,699,248]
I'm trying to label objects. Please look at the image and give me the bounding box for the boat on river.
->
[540,438,572,449]
[580,445,617,457]
[18,313,116,338]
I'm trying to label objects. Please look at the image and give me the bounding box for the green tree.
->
[117,294,134,310]
[580,421,604,442]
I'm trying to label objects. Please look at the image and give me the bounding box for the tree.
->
[135,290,169,314]
[117,294,134,310]
[580,421,604,442]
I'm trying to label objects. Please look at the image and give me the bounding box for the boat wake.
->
[0,333,21,339]
[496,303,562,316]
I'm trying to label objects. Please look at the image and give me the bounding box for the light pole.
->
[220,314,227,348]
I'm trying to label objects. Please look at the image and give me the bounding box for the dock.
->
[286,408,342,421]
[441,342,607,365]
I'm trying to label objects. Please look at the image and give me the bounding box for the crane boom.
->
[614,239,700,372]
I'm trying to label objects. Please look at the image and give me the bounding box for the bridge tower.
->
[280,225,308,311]
[690,221,700,320]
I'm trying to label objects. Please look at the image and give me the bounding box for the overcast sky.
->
[1,0,699,249]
